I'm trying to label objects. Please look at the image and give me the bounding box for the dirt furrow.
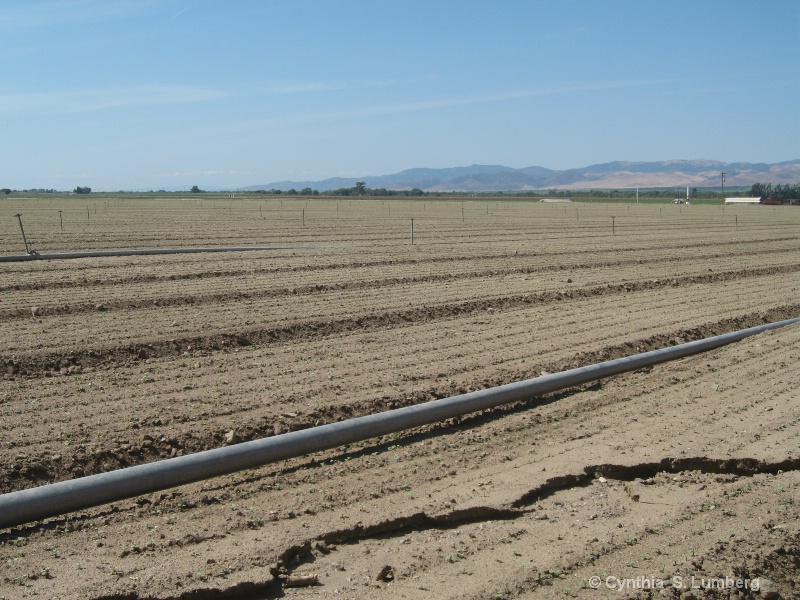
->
[3,257,799,322]
[3,262,798,377]
[2,306,797,494]
[3,234,798,294]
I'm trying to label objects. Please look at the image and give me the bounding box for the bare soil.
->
[1,199,799,600]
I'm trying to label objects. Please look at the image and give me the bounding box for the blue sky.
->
[2,0,798,191]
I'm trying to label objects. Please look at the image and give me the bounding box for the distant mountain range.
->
[240,159,800,193]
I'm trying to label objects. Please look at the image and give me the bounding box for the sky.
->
[1,0,798,191]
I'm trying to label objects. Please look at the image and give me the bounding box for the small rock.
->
[95,303,106,311]
[314,541,331,554]
[376,565,394,582]
[284,574,319,588]
[759,578,780,599]
[31,306,41,317]
[223,430,236,445]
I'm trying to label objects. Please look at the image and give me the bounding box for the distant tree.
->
[190,185,202,193]
[74,186,91,194]
[750,183,771,198]
[300,187,313,195]
[409,188,424,196]
[287,188,297,195]
[0,188,11,195]
[355,181,367,195]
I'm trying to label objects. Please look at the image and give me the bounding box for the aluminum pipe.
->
[0,245,333,262]
[1,316,798,529]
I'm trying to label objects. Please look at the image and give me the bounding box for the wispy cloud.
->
[0,45,38,59]
[0,0,161,29]
[221,78,686,132]
[0,84,232,114]
[154,170,243,178]
[0,76,433,115]
[258,77,431,95]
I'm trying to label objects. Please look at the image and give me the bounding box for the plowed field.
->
[1,198,799,600]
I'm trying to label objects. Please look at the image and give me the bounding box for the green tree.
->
[750,183,771,198]
[190,185,202,193]
[74,186,91,194]
[355,181,367,195]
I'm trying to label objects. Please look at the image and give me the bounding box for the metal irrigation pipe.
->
[0,245,345,263]
[1,316,798,529]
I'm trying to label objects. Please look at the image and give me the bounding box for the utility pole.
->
[721,172,726,199]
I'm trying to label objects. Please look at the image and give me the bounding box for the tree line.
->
[750,183,800,201]
[2,182,797,200]
[247,182,424,197]
[328,182,424,196]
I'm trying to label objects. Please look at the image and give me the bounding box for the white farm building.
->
[724,197,762,205]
